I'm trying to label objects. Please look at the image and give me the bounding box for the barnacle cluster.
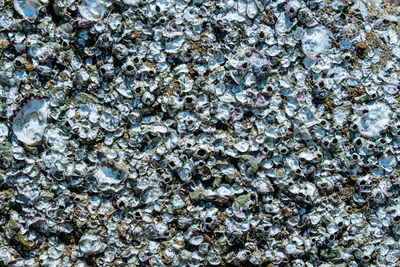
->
[1,0,400,266]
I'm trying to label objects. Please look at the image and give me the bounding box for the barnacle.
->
[13,0,42,19]
[302,26,331,58]
[9,94,48,146]
[78,0,107,21]
[355,102,392,138]
[1,0,400,266]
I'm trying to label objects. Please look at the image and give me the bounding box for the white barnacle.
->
[302,26,331,58]
[356,102,391,138]
[12,97,48,146]
[14,0,41,19]
[79,0,107,21]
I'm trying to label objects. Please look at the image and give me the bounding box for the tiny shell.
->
[94,163,127,191]
[11,96,48,146]
[79,233,106,255]
[123,0,142,6]
[356,102,391,138]
[302,26,331,58]
[14,0,41,18]
[79,0,107,21]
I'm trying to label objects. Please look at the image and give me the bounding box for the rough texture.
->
[1,0,400,266]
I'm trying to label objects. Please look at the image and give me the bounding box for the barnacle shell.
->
[93,161,127,192]
[2,0,400,265]
[13,0,41,18]
[123,0,142,6]
[79,233,106,255]
[285,0,301,18]
[356,102,391,138]
[302,26,331,58]
[78,0,107,21]
[10,96,48,146]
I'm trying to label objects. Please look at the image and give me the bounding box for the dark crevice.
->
[46,2,64,26]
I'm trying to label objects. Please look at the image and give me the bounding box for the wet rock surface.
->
[1,0,400,266]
